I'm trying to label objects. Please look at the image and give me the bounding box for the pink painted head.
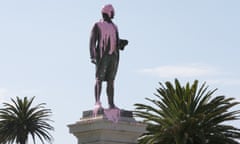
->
[101,4,115,19]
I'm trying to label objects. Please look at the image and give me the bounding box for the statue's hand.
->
[91,58,97,64]
[118,39,128,50]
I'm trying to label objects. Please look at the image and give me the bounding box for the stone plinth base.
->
[68,109,146,144]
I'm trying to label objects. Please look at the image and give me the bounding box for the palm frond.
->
[134,79,240,144]
[0,96,54,144]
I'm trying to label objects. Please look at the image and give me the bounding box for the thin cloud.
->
[140,65,217,78]
[207,79,240,86]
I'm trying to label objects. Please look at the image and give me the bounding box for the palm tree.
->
[134,79,240,144]
[0,96,54,144]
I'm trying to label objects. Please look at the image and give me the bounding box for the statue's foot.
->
[95,101,102,108]
[93,101,103,117]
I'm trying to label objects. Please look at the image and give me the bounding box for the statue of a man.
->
[90,4,128,109]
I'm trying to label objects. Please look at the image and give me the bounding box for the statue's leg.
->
[95,79,102,104]
[107,80,115,108]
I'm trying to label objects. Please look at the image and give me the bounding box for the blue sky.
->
[0,0,240,143]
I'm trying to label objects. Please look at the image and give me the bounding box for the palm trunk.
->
[19,136,26,144]
[175,135,186,144]
[19,140,25,144]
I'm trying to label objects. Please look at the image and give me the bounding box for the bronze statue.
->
[90,4,128,109]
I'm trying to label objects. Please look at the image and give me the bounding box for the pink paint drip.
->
[104,108,120,123]
[92,102,120,123]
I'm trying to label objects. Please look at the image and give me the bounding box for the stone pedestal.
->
[68,109,146,144]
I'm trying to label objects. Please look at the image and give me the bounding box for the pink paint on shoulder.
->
[97,20,117,55]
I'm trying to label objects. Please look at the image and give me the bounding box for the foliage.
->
[0,96,54,144]
[134,79,240,144]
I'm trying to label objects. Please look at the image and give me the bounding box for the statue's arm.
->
[115,28,128,51]
[89,23,99,64]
